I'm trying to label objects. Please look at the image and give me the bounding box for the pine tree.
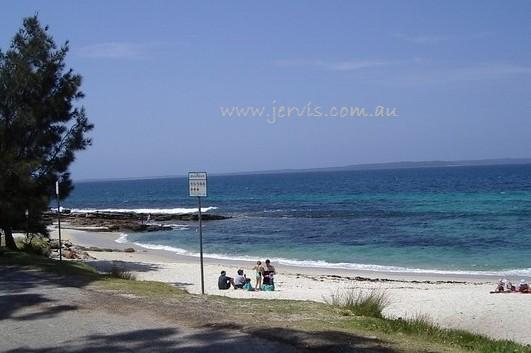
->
[0,16,93,249]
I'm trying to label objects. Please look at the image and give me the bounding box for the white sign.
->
[189,172,207,197]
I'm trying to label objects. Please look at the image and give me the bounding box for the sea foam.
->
[115,233,130,244]
[114,234,531,277]
[68,207,217,215]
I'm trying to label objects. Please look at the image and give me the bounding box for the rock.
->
[42,209,231,234]
[124,247,135,253]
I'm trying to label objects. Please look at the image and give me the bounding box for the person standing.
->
[262,259,277,290]
[252,260,263,290]
[264,259,276,274]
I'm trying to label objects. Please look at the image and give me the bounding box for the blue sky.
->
[2,1,531,179]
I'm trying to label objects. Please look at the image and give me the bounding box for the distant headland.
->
[78,158,531,182]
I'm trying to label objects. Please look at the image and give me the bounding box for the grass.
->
[0,248,99,279]
[100,277,187,297]
[326,288,390,318]
[3,249,531,353]
[349,313,531,353]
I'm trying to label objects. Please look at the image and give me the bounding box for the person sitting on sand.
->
[218,270,234,290]
[233,269,247,289]
[494,279,505,292]
[517,279,529,293]
[252,261,263,290]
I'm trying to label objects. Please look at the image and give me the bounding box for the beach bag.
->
[261,284,275,291]
[243,282,254,291]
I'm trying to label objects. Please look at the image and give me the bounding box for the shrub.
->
[16,236,51,257]
[327,288,390,319]
[109,262,136,280]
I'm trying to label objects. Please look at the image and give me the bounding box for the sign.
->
[187,171,208,294]
[189,172,207,197]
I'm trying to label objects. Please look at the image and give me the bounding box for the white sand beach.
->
[52,226,531,345]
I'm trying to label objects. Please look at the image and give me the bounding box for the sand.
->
[51,226,531,345]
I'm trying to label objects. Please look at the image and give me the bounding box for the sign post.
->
[25,209,29,239]
[188,172,207,295]
[56,180,62,262]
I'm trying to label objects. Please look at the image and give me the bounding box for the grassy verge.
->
[93,280,531,353]
[2,249,530,353]
[348,315,530,353]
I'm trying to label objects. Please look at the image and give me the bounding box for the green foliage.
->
[327,288,390,318]
[0,16,93,248]
[15,235,51,257]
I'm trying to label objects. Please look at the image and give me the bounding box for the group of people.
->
[218,259,277,291]
[493,278,529,293]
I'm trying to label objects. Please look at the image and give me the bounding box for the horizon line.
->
[74,157,531,183]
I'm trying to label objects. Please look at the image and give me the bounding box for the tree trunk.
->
[3,226,17,250]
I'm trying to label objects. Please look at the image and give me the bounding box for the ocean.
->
[64,164,531,276]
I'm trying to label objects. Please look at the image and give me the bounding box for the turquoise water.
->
[65,165,531,275]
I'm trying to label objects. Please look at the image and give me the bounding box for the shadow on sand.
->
[85,259,162,273]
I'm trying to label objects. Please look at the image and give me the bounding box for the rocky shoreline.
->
[43,210,230,233]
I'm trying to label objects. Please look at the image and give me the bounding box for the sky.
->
[2,1,531,180]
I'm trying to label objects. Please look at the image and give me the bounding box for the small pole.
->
[198,196,205,295]
[25,209,29,240]
[56,181,62,262]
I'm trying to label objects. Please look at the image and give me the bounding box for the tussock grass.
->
[351,313,531,353]
[327,288,390,318]
[108,262,136,280]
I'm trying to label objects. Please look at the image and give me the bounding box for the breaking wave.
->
[114,234,531,277]
[68,207,218,215]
